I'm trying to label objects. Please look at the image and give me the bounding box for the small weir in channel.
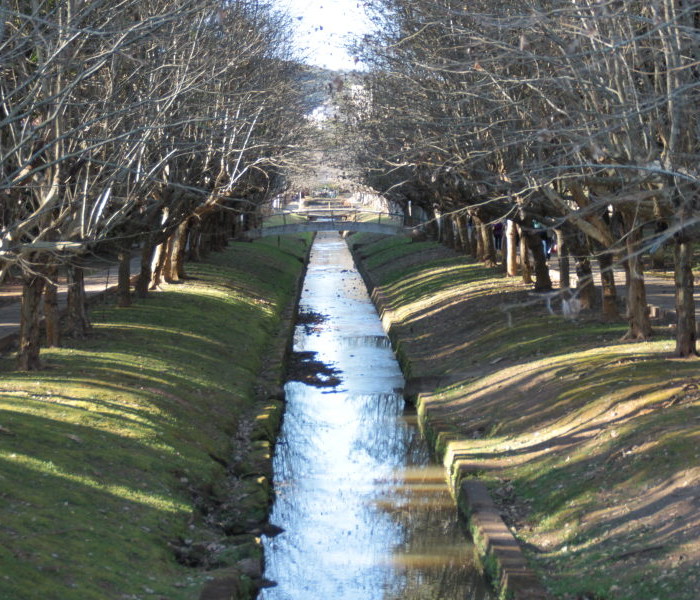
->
[259,232,492,600]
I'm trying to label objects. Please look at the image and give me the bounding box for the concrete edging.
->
[347,236,549,600]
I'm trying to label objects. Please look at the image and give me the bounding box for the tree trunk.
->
[472,214,496,266]
[117,247,132,307]
[451,215,464,252]
[624,228,652,340]
[621,255,631,289]
[555,229,570,289]
[480,222,496,267]
[66,265,91,338]
[163,233,177,283]
[44,266,60,348]
[18,273,46,371]
[136,236,157,298]
[455,214,469,254]
[169,220,189,280]
[575,257,596,310]
[442,214,455,248]
[150,242,166,289]
[674,232,696,356]
[518,225,533,284]
[506,220,518,277]
[474,217,485,261]
[188,219,203,261]
[423,209,439,240]
[598,251,619,321]
[525,230,552,291]
[567,235,596,309]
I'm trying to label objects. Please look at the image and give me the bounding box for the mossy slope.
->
[0,235,310,600]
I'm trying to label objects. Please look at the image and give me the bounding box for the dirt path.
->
[0,255,141,347]
[548,258,689,317]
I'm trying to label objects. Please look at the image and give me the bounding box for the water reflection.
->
[338,335,393,349]
[260,233,491,600]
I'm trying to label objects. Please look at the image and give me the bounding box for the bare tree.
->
[1,0,309,369]
[346,0,699,352]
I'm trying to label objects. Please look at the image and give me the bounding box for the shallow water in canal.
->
[259,232,492,600]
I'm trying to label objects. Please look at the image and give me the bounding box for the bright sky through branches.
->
[276,0,373,71]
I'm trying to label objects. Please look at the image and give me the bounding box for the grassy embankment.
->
[0,234,311,600]
[350,233,699,600]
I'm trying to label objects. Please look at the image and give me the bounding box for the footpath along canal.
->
[259,232,492,600]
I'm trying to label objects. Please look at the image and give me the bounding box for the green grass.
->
[352,233,700,600]
[0,235,310,600]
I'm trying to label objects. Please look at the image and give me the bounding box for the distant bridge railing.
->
[267,208,405,224]
[242,209,411,240]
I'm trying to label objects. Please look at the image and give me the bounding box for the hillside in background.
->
[285,63,367,192]
[293,63,365,119]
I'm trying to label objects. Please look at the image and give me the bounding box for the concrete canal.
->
[259,232,492,600]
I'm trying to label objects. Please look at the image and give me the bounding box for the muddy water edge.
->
[259,232,492,600]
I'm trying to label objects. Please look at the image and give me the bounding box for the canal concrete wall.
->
[349,238,549,600]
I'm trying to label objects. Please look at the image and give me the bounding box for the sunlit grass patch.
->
[0,235,309,599]
[354,233,700,600]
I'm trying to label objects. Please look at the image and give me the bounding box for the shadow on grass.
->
[0,237,309,600]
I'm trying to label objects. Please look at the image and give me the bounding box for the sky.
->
[275,0,374,71]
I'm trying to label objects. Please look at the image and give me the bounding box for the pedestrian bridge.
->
[242,209,409,240]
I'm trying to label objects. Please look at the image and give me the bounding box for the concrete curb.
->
[459,481,549,600]
[347,236,550,600]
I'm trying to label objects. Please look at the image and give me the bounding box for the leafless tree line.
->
[1,0,309,369]
[345,0,700,355]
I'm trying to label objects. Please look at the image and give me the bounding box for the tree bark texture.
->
[66,265,91,338]
[451,215,464,252]
[468,218,478,259]
[44,266,60,348]
[674,234,696,356]
[506,220,518,277]
[525,230,552,291]
[480,222,496,267]
[442,214,455,248]
[167,220,189,281]
[598,251,619,321]
[472,214,496,266]
[518,225,533,284]
[18,273,46,371]
[117,247,132,307]
[455,214,469,254]
[555,229,570,289]
[150,242,166,289]
[624,228,652,340]
[566,234,596,310]
[575,257,596,310]
[162,234,176,283]
[474,218,484,261]
[136,237,157,298]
